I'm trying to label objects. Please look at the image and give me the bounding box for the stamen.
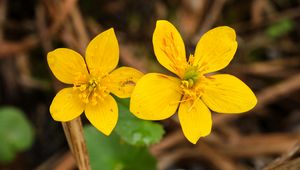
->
[170,97,193,105]
[188,94,202,112]
[178,77,206,109]
[73,74,110,105]
[188,54,195,65]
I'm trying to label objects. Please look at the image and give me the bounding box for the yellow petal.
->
[202,74,257,113]
[85,28,119,75]
[179,99,212,144]
[130,73,182,120]
[47,48,89,84]
[108,67,143,98]
[193,26,238,73]
[153,20,187,78]
[50,88,85,121]
[85,95,118,136]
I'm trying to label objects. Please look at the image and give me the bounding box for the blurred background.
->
[1,0,300,170]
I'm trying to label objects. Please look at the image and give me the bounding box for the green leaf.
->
[115,98,164,146]
[84,125,156,170]
[266,19,294,39]
[0,141,15,162]
[0,106,34,163]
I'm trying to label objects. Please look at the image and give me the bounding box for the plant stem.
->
[62,117,91,170]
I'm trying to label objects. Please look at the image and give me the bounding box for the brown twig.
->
[0,0,77,58]
[255,73,300,110]
[196,142,248,170]
[264,141,300,170]
[192,0,227,44]
[151,130,185,157]
[70,5,89,53]
[178,0,208,38]
[251,0,276,27]
[156,147,195,170]
[156,141,248,170]
[220,133,300,158]
[264,158,300,170]
[119,44,149,73]
[0,36,38,57]
[0,0,7,40]
[48,0,78,36]
[35,152,75,170]
[229,57,300,77]
[62,118,90,170]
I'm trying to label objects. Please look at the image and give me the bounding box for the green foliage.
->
[0,107,34,163]
[84,125,157,170]
[115,98,165,146]
[266,19,294,39]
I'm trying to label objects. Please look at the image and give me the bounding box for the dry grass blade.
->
[264,141,300,170]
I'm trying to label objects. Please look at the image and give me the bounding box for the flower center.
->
[73,74,110,105]
[179,64,207,109]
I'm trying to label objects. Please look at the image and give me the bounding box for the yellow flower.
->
[130,20,257,144]
[47,28,143,135]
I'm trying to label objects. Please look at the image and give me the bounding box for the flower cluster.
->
[48,20,257,144]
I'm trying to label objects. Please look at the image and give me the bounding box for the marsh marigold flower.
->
[48,28,143,135]
[130,20,257,144]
